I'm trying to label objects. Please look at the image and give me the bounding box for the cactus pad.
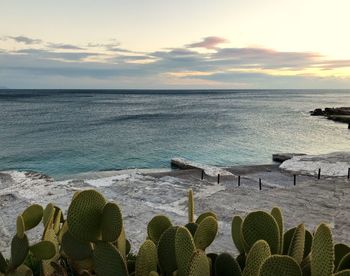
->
[16,216,25,239]
[242,211,280,254]
[231,216,245,254]
[243,240,271,276]
[196,212,217,225]
[93,241,128,276]
[147,215,172,244]
[287,224,305,264]
[10,234,29,269]
[215,252,242,276]
[337,252,350,272]
[283,227,296,255]
[304,229,313,258]
[271,207,284,253]
[29,241,56,260]
[335,244,350,271]
[334,270,350,276]
[194,216,218,250]
[62,231,93,260]
[0,252,8,273]
[101,202,123,242]
[185,222,198,237]
[188,250,210,276]
[22,204,43,231]
[135,240,158,276]
[259,255,302,276]
[175,227,196,276]
[188,189,195,223]
[157,226,178,275]
[67,190,106,241]
[311,223,334,276]
[149,271,159,276]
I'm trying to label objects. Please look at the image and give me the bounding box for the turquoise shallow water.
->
[0,89,349,179]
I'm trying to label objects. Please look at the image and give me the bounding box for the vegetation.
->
[0,189,349,276]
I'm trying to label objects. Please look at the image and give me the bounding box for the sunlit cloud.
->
[187,36,229,49]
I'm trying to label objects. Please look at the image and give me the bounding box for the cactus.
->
[0,252,7,273]
[185,223,198,237]
[337,252,350,272]
[242,211,280,254]
[16,216,25,239]
[61,231,93,260]
[334,244,350,271]
[41,224,60,275]
[43,203,55,228]
[236,253,246,271]
[304,229,313,259]
[231,216,245,254]
[243,240,271,276]
[271,207,284,253]
[10,234,29,269]
[93,241,128,276]
[22,204,43,231]
[147,215,172,244]
[196,212,217,225]
[29,241,56,260]
[334,270,350,276]
[175,227,196,276]
[149,272,159,276]
[157,226,178,275]
[188,250,210,276]
[101,202,123,242]
[215,252,242,276]
[67,189,107,242]
[7,264,33,276]
[194,216,218,251]
[311,223,334,276]
[301,255,311,276]
[259,255,302,276]
[287,224,305,264]
[135,240,158,276]
[188,189,195,223]
[116,227,127,260]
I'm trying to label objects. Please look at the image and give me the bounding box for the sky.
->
[1,0,350,89]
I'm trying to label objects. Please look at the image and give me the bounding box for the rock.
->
[310,108,324,116]
[272,153,306,163]
[310,107,350,125]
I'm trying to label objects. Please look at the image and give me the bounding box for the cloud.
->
[187,36,229,49]
[48,43,85,50]
[6,35,42,45]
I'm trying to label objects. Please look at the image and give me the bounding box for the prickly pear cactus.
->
[311,223,334,276]
[147,215,172,244]
[271,207,284,253]
[287,224,305,264]
[10,234,29,269]
[175,227,196,276]
[215,252,242,276]
[188,250,210,276]
[196,212,217,225]
[188,189,195,223]
[337,252,350,272]
[194,216,218,251]
[242,211,280,254]
[243,240,271,276]
[334,244,350,271]
[21,204,43,231]
[93,241,128,276]
[101,202,123,242]
[0,252,7,273]
[67,190,107,242]
[157,226,178,275]
[29,241,56,260]
[61,231,93,260]
[135,240,158,276]
[333,270,350,276]
[259,255,302,276]
[16,216,25,239]
[232,215,245,254]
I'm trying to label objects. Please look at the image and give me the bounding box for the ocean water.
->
[0,89,349,179]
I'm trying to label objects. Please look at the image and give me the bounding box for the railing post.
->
[238,175,240,186]
[217,174,220,184]
[318,168,321,180]
[293,174,296,186]
[259,178,262,190]
[201,170,204,180]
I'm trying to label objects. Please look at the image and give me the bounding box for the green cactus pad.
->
[61,231,93,260]
[231,216,245,254]
[188,250,210,276]
[271,207,284,253]
[93,241,128,276]
[157,226,178,275]
[22,204,43,231]
[311,223,334,276]
[188,189,195,223]
[67,190,106,241]
[0,252,7,273]
[175,227,196,276]
[215,252,242,276]
[29,241,56,260]
[43,203,55,228]
[16,216,25,239]
[242,211,280,254]
[185,222,198,237]
[259,255,302,276]
[101,202,123,242]
[149,271,159,276]
[10,234,29,269]
[196,212,217,225]
[194,216,218,250]
[301,255,311,276]
[7,264,33,276]
[288,224,305,264]
[337,252,350,272]
[304,229,313,259]
[135,240,158,276]
[53,208,62,234]
[147,215,172,244]
[243,240,271,276]
[335,244,350,271]
[283,227,296,255]
[41,225,59,276]
[116,227,127,260]
[236,253,246,271]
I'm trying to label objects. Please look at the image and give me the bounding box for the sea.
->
[0,89,349,180]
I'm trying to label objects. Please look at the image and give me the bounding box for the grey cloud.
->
[6,35,42,45]
[48,43,85,50]
[187,36,229,49]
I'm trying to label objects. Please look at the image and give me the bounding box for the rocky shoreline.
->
[310,107,350,128]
